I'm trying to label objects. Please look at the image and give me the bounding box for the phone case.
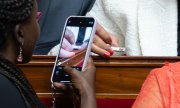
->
[51,16,97,83]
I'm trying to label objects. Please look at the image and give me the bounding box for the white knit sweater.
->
[87,0,178,56]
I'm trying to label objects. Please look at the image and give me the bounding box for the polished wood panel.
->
[18,55,180,100]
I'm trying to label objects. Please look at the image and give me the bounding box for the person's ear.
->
[14,24,24,45]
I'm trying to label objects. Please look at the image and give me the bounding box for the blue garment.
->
[34,0,95,54]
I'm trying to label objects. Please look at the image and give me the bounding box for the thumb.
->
[63,66,80,79]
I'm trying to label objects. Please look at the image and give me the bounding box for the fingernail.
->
[103,52,110,58]
[109,49,114,56]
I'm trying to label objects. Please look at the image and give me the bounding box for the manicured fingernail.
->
[103,52,110,58]
[109,49,114,56]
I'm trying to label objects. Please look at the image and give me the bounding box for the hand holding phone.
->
[53,57,96,90]
[53,57,97,108]
[51,16,97,83]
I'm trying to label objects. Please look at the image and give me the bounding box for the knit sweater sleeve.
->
[86,0,124,42]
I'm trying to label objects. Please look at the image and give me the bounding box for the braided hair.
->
[0,0,33,50]
[0,0,46,107]
[0,57,46,108]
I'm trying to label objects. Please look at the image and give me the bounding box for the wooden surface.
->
[18,55,180,100]
[60,49,85,66]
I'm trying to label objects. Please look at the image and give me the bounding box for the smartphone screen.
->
[51,17,96,83]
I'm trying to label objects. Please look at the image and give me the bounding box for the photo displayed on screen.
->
[57,26,92,68]
[52,17,95,82]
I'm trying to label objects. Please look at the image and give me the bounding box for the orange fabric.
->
[132,62,180,108]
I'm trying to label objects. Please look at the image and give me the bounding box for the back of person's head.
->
[0,0,39,63]
[0,1,45,108]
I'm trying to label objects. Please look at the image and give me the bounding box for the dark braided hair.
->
[0,0,46,107]
[0,0,33,50]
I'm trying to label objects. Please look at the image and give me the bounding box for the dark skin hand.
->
[53,58,97,108]
[52,24,119,108]
[52,24,120,108]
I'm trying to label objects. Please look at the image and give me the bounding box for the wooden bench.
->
[18,55,180,108]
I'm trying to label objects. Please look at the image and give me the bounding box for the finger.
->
[65,28,76,44]
[59,49,75,58]
[87,57,94,68]
[83,57,94,71]
[96,24,112,44]
[63,66,81,79]
[53,82,67,90]
[92,44,111,58]
[83,66,96,83]
[93,35,112,52]
[84,61,96,75]
[82,59,96,86]
[109,35,119,47]
[62,38,74,51]
[53,83,76,93]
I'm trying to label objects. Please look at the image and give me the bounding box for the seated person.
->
[0,0,96,108]
[87,0,180,56]
[34,0,95,55]
[132,62,180,108]
[35,0,119,58]
[54,58,97,108]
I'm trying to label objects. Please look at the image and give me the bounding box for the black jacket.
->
[0,74,26,108]
[34,0,95,54]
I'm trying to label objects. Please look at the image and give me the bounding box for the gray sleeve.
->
[34,0,96,55]
[0,74,26,108]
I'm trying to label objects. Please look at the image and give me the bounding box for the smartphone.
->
[51,16,97,83]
